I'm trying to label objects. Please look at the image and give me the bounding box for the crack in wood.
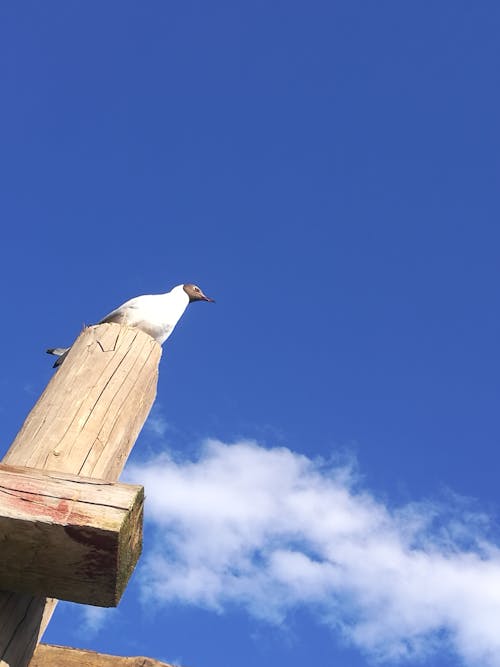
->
[0,484,134,512]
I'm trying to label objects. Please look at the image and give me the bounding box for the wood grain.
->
[31,644,175,667]
[0,464,143,606]
[0,324,161,667]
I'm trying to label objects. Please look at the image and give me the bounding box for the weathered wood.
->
[0,324,161,667]
[0,464,143,606]
[31,644,175,666]
[4,324,160,479]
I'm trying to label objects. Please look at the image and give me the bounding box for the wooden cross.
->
[0,323,164,666]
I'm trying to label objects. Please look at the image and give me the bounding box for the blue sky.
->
[0,2,499,666]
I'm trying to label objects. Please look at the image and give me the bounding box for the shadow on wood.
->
[0,593,53,667]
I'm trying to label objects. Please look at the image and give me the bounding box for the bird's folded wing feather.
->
[99,298,165,340]
[98,298,143,325]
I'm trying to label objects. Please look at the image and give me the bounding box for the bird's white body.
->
[101,284,190,344]
[47,282,213,367]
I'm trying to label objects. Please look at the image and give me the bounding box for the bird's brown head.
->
[183,283,215,303]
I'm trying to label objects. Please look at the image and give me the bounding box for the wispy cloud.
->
[144,405,171,438]
[127,439,500,667]
[65,603,115,637]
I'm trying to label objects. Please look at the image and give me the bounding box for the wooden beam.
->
[0,464,143,606]
[0,324,161,667]
[31,644,175,666]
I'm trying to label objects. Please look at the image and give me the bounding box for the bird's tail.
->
[46,347,70,368]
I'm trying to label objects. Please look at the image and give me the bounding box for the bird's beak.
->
[202,294,215,303]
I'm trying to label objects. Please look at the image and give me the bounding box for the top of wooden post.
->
[4,323,162,480]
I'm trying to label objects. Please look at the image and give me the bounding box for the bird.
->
[47,283,214,367]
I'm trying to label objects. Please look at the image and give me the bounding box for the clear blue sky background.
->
[0,2,498,666]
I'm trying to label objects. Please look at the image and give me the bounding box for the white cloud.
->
[79,605,114,636]
[127,440,500,666]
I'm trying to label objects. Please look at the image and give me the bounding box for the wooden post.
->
[0,323,161,667]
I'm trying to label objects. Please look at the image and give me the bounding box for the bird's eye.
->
[194,286,200,292]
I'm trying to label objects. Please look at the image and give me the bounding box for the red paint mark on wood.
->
[0,491,93,524]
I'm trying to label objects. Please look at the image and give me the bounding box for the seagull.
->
[47,283,214,367]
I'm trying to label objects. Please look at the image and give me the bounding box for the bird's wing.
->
[99,308,129,325]
[98,296,146,325]
[98,296,165,340]
[101,309,166,341]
